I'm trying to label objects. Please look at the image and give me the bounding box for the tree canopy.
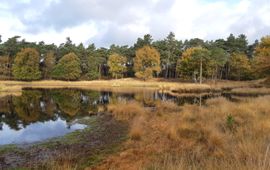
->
[43,51,56,79]
[108,53,127,79]
[52,52,82,80]
[254,36,270,78]
[176,47,211,82]
[12,48,41,80]
[228,53,251,80]
[0,33,268,82]
[134,46,161,80]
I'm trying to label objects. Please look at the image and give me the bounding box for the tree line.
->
[0,33,269,82]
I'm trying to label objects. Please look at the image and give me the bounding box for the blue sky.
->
[0,0,269,47]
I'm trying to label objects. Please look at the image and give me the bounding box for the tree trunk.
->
[214,65,218,83]
[8,54,12,80]
[199,94,202,107]
[200,57,202,84]
[99,64,102,80]
[165,64,169,79]
[193,71,197,83]
[219,67,223,80]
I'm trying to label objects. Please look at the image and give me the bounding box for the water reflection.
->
[0,118,86,145]
[0,88,223,145]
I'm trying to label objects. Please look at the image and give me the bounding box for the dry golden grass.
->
[107,100,145,121]
[23,150,79,170]
[129,116,145,141]
[207,79,264,90]
[0,91,22,98]
[94,95,270,170]
[0,78,212,92]
[0,84,22,98]
[231,87,270,95]
[0,84,22,92]
[155,100,180,116]
[45,163,77,170]
[1,78,266,100]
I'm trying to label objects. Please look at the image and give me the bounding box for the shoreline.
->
[0,78,265,97]
[0,78,211,91]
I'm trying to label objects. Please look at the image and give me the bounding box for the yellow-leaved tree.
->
[228,53,251,80]
[12,48,41,81]
[254,36,270,81]
[134,46,161,80]
[108,53,127,79]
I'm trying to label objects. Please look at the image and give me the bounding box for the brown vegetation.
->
[93,95,270,170]
[0,78,265,98]
[231,87,270,95]
[107,101,145,121]
[0,78,211,90]
[0,84,21,92]
[207,79,265,90]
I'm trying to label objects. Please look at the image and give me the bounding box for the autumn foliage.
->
[134,46,161,80]
[0,34,270,81]
[12,48,41,80]
[254,36,270,78]
[108,53,127,79]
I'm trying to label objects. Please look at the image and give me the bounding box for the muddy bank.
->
[0,114,128,170]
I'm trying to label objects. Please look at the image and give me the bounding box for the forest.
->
[0,33,269,82]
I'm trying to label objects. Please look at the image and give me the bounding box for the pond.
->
[0,88,238,145]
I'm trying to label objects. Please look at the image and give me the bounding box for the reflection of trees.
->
[0,88,205,132]
[83,91,100,113]
[0,89,108,130]
[0,96,15,115]
[42,90,57,117]
[51,90,81,117]
[134,92,155,106]
[0,96,21,130]
[13,90,42,124]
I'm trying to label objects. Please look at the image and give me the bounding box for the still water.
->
[0,88,225,145]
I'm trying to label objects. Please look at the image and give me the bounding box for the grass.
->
[0,78,212,94]
[0,78,209,87]
[230,87,270,95]
[129,116,145,141]
[0,84,22,91]
[0,84,22,97]
[0,78,266,99]
[0,144,19,154]
[94,95,270,170]
[107,100,145,121]
[1,78,269,169]
[207,79,265,90]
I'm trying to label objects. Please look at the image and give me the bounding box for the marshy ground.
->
[0,114,128,170]
[0,79,269,170]
[94,95,270,170]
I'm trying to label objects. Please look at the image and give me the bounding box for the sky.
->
[0,0,269,47]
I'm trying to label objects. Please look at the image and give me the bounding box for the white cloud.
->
[19,22,97,45]
[0,0,269,46]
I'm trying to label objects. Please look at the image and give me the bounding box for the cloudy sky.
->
[0,0,269,47]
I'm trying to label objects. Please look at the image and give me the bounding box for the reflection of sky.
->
[0,118,86,145]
